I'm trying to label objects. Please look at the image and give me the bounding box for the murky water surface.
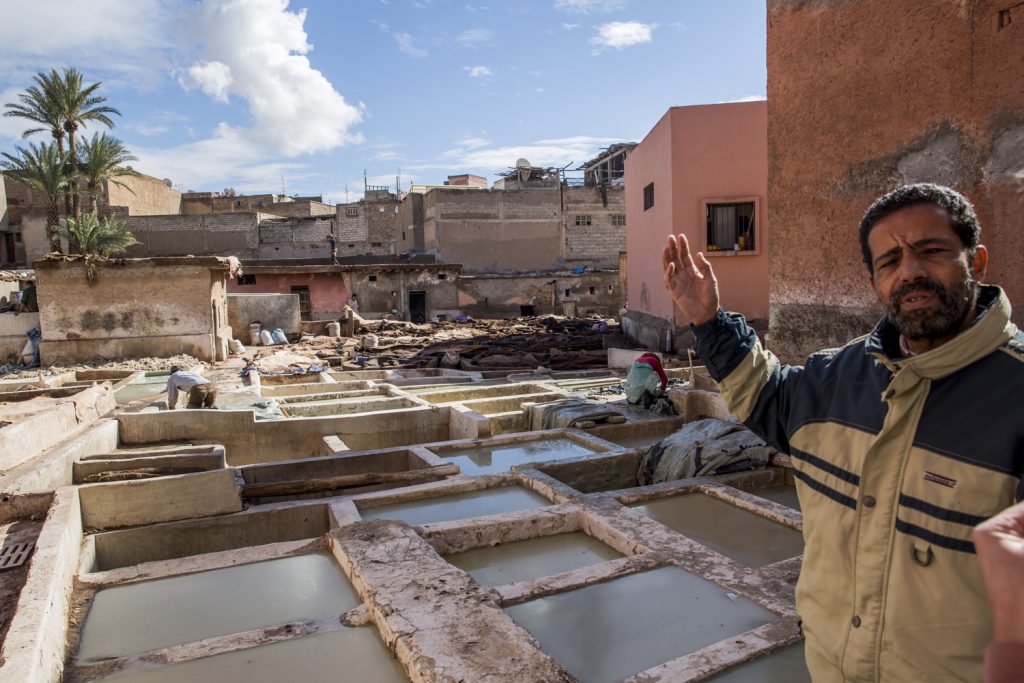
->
[447,532,621,586]
[78,554,357,661]
[97,627,407,682]
[506,566,776,683]
[436,438,596,475]
[630,494,804,566]
[359,486,550,525]
[710,643,811,682]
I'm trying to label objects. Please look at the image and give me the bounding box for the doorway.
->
[290,285,311,319]
[409,290,426,323]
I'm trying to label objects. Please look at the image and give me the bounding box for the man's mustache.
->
[890,279,945,308]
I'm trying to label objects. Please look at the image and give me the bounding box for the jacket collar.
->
[864,284,1016,381]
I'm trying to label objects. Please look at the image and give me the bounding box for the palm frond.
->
[58,211,139,258]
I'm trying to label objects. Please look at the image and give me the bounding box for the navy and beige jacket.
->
[694,284,1024,682]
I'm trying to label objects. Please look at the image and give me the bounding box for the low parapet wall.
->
[0,385,116,474]
[116,406,452,465]
[39,334,218,364]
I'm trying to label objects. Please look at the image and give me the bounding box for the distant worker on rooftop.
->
[166,365,217,410]
[662,183,1024,681]
[327,231,338,265]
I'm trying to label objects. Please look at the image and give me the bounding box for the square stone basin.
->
[629,494,804,567]
[281,396,420,417]
[709,644,810,682]
[276,388,388,404]
[77,554,358,661]
[447,532,622,586]
[113,376,170,404]
[415,383,550,404]
[358,486,550,526]
[459,393,563,416]
[749,484,801,511]
[431,437,598,475]
[95,627,407,682]
[505,566,777,683]
[89,505,331,572]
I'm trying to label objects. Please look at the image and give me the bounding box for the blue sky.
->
[0,0,766,203]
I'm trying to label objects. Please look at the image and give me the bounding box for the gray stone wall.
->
[562,185,626,268]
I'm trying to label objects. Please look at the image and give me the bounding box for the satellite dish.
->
[515,158,531,169]
[163,178,173,187]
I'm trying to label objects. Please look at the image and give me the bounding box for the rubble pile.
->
[276,316,618,371]
[0,354,205,380]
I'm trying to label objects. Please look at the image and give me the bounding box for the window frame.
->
[700,195,761,257]
[574,214,592,226]
[642,183,655,211]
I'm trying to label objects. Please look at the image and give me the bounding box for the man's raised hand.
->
[661,233,720,326]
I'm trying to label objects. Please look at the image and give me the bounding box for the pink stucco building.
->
[622,101,768,352]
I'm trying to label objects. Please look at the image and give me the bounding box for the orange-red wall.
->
[229,273,349,319]
[767,0,1024,361]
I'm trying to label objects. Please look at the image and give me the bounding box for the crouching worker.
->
[166,365,217,409]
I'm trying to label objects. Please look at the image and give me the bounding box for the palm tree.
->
[0,142,69,253]
[51,68,121,219]
[78,132,139,214]
[58,211,138,258]
[3,69,73,216]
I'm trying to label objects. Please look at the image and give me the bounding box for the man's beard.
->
[885,273,977,341]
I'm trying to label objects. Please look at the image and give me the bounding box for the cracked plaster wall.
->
[767,0,1024,362]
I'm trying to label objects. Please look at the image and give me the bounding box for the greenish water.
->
[447,532,621,586]
[359,487,550,525]
[710,644,811,682]
[97,627,407,682]
[630,494,804,567]
[505,566,776,683]
[78,554,358,661]
[436,438,596,475]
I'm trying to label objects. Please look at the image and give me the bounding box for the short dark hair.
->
[859,183,980,273]
[169,365,182,374]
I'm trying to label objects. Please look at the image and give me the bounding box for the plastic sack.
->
[271,328,287,344]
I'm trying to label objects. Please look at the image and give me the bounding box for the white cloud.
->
[554,0,626,14]
[590,21,656,54]
[456,28,493,47]
[464,66,494,78]
[394,32,429,58]
[133,123,171,136]
[0,0,174,88]
[182,0,364,156]
[441,134,621,170]
[454,135,491,149]
[562,23,581,30]
[731,94,767,102]
[132,122,309,192]
[179,60,233,102]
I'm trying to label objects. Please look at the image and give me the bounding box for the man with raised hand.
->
[661,183,1024,681]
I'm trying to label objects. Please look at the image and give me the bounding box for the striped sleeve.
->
[693,309,803,454]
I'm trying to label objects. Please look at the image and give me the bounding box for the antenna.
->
[345,184,349,203]
[363,169,368,193]
[281,174,286,195]
[396,169,401,195]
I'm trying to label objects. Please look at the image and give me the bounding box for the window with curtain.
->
[706,201,756,251]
